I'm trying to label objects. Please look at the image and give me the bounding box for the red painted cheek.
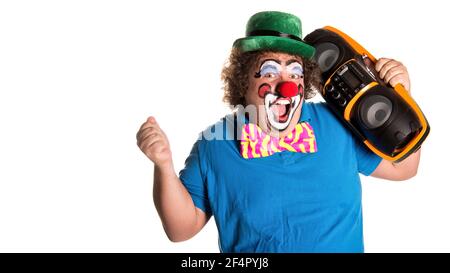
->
[258,84,271,98]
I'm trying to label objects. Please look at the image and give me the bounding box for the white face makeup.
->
[255,59,304,131]
[264,92,301,131]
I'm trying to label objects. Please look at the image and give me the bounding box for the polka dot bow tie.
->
[240,122,318,159]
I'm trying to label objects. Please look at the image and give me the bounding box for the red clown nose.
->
[277,81,298,98]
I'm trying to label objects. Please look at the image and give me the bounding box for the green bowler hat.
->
[233,11,315,59]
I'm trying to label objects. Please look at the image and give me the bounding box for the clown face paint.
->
[263,82,303,130]
[247,55,305,133]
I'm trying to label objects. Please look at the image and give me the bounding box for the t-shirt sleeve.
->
[179,139,211,214]
[354,139,383,176]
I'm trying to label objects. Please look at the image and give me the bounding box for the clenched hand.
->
[375,58,411,92]
[136,117,172,168]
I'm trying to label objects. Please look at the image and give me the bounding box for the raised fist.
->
[136,117,172,168]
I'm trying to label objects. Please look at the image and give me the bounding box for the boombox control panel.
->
[323,59,376,113]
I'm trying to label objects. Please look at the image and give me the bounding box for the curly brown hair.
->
[221,48,322,107]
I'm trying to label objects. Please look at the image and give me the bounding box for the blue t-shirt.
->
[179,102,382,253]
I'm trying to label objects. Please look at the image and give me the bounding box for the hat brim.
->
[233,36,315,59]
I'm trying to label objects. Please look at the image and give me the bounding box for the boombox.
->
[304,26,430,162]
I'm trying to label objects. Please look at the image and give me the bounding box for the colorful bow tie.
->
[240,122,317,159]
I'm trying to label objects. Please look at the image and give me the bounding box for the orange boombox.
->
[304,26,430,162]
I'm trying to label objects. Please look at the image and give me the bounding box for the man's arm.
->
[370,58,420,181]
[371,149,421,181]
[137,117,210,242]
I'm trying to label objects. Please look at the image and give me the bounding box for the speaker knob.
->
[410,120,420,132]
[338,97,347,107]
[325,84,334,93]
[331,91,341,99]
[395,131,406,142]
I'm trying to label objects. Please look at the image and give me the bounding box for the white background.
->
[0,0,449,252]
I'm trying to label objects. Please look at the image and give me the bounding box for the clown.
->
[137,11,421,252]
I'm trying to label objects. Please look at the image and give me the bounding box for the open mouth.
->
[270,98,292,123]
[265,94,301,131]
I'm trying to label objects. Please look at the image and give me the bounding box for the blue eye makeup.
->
[255,59,303,79]
[260,65,280,76]
[290,66,303,75]
[287,62,304,76]
[258,60,282,78]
